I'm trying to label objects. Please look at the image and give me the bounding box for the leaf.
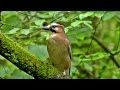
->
[10,69,33,79]
[37,12,51,18]
[94,11,105,18]
[60,17,68,22]
[79,14,84,20]
[1,24,13,32]
[83,21,93,29]
[76,34,85,40]
[20,29,30,35]
[84,12,94,18]
[103,12,117,21]
[34,19,45,26]
[84,63,93,72]
[30,11,36,16]
[26,45,49,61]
[65,27,69,33]
[6,15,21,27]
[40,32,50,40]
[0,60,18,77]
[71,20,82,27]
[48,12,59,17]
[72,48,83,55]
[71,66,77,73]
[1,11,17,19]
[79,12,94,20]
[89,52,109,60]
[8,28,19,34]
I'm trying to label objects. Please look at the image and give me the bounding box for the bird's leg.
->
[63,70,70,79]
[63,70,66,76]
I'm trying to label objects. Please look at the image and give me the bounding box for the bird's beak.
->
[42,25,51,30]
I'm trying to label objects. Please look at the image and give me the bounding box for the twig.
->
[86,11,107,54]
[71,12,107,78]
[113,50,120,56]
[115,27,120,52]
[15,30,41,39]
[92,36,120,68]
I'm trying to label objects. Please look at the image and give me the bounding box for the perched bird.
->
[42,23,71,78]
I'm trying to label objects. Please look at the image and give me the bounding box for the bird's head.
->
[42,23,65,33]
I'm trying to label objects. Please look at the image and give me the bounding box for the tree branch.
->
[113,50,120,56]
[15,30,41,39]
[0,32,62,79]
[92,36,120,68]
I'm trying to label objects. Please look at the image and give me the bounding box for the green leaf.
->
[90,52,109,60]
[73,48,83,55]
[71,66,77,73]
[8,28,19,34]
[1,24,13,32]
[84,63,93,72]
[41,32,50,40]
[76,34,85,40]
[6,15,21,27]
[0,60,18,77]
[26,45,49,61]
[37,13,51,18]
[103,12,117,21]
[79,14,84,20]
[71,20,82,27]
[1,11,17,19]
[34,19,45,26]
[94,11,105,18]
[60,17,68,22]
[30,11,36,16]
[65,27,70,33]
[48,12,59,17]
[83,21,93,29]
[84,12,94,18]
[10,69,33,79]
[20,29,30,35]
[79,12,94,20]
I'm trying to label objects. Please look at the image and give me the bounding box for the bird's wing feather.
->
[66,39,72,77]
[69,45,72,60]
[65,38,72,60]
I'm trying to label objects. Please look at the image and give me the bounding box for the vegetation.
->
[0,11,120,79]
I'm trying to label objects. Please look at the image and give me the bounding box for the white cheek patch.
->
[46,25,51,28]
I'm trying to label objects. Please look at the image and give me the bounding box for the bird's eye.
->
[51,26,56,28]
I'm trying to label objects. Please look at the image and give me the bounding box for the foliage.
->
[0,11,120,79]
[0,58,33,79]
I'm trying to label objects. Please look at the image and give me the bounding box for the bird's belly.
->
[47,39,70,71]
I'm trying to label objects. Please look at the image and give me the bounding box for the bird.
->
[42,23,71,78]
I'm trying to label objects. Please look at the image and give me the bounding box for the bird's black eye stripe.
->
[51,25,57,28]
[50,29,56,33]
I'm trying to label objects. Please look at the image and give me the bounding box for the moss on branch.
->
[0,32,61,79]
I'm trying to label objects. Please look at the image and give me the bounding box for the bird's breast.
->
[47,36,70,71]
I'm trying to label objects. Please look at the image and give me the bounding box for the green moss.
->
[0,32,61,79]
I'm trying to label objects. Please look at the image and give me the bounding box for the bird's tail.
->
[69,68,70,76]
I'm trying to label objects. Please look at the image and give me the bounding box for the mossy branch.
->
[0,32,62,79]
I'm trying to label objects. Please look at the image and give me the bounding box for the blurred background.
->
[0,11,120,79]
